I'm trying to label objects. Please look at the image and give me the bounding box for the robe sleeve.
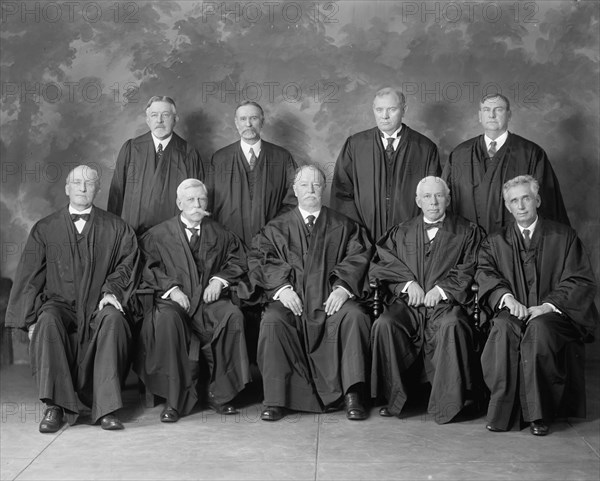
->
[5,224,47,331]
[139,231,181,296]
[330,137,361,223]
[436,224,483,305]
[107,139,132,217]
[212,230,248,285]
[369,226,418,298]
[187,146,205,182]
[329,223,373,300]
[276,152,299,216]
[541,232,597,325]
[101,224,140,305]
[247,228,295,299]
[475,236,515,313]
[533,149,570,226]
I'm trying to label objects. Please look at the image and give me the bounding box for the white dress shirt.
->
[240,139,262,165]
[69,206,92,234]
[380,125,403,152]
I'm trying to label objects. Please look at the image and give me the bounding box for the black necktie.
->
[71,213,90,222]
[186,226,200,250]
[424,221,443,231]
[156,143,164,168]
[248,148,257,170]
[306,215,315,233]
[523,228,531,250]
[384,137,395,162]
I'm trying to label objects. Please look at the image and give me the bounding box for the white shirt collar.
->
[240,139,262,160]
[298,207,320,222]
[517,216,538,237]
[69,206,93,215]
[152,133,172,151]
[484,130,508,151]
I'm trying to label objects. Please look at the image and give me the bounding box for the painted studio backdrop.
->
[1,0,599,283]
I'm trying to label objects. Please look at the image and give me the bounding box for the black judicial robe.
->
[5,206,139,423]
[207,140,297,246]
[476,218,598,426]
[247,207,373,409]
[138,216,248,358]
[476,218,597,339]
[443,133,569,234]
[330,125,441,242]
[369,214,483,422]
[108,132,204,234]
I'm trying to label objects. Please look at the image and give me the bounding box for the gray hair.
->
[235,101,265,120]
[293,164,326,184]
[66,165,100,186]
[145,96,177,113]
[502,175,540,200]
[176,178,207,199]
[373,87,406,107]
[415,176,450,196]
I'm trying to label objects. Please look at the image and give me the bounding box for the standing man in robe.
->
[476,175,597,436]
[135,179,251,422]
[370,176,483,424]
[443,93,569,234]
[330,87,441,242]
[246,165,373,422]
[108,95,204,235]
[207,100,297,247]
[6,165,140,432]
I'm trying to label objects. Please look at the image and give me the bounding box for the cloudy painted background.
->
[1,0,598,283]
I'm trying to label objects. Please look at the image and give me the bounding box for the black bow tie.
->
[71,213,90,222]
[424,221,443,230]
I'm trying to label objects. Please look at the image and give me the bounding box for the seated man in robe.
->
[246,165,373,422]
[5,165,140,432]
[476,175,597,436]
[370,176,483,424]
[135,179,251,423]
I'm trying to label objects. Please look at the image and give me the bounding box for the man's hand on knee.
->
[98,293,124,313]
[279,288,303,316]
[527,304,553,322]
[169,287,190,312]
[504,295,528,321]
[324,287,349,316]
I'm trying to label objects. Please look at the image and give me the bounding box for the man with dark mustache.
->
[207,101,297,246]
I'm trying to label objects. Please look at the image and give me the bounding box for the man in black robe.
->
[370,176,483,424]
[6,165,140,432]
[330,87,441,242]
[476,175,597,436]
[108,96,204,235]
[135,179,251,422]
[246,165,373,422]
[207,100,297,246]
[443,93,569,234]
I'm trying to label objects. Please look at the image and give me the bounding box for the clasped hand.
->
[406,283,442,308]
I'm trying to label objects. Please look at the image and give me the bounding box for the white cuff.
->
[273,285,292,300]
[162,286,179,299]
[335,285,354,299]
[401,280,414,293]
[209,276,229,288]
[499,293,514,309]
[435,285,447,300]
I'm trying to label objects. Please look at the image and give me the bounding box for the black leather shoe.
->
[379,407,393,417]
[207,392,238,415]
[486,424,505,432]
[39,406,64,433]
[530,419,549,436]
[160,406,179,423]
[100,414,124,430]
[345,392,367,421]
[261,406,285,421]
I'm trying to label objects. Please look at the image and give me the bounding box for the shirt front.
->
[69,206,93,234]
[484,130,508,152]
[380,125,403,151]
[151,133,173,152]
[240,139,262,165]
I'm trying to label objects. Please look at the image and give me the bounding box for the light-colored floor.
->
[1,338,599,481]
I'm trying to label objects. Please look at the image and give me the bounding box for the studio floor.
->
[1,338,599,481]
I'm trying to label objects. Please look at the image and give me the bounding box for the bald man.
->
[370,176,483,424]
[6,165,140,432]
[331,87,441,242]
[135,179,251,422]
